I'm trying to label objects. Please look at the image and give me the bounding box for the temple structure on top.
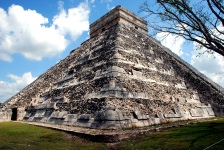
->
[90,5,148,37]
[0,6,223,130]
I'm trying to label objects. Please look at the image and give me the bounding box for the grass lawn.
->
[116,117,224,150]
[0,117,224,150]
[0,122,106,150]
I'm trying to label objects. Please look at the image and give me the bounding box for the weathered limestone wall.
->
[0,6,223,129]
[113,23,224,116]
[0,109,12,121]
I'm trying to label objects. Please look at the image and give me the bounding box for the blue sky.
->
[0,0,223,103]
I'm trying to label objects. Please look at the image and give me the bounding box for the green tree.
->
[139,0,224,56]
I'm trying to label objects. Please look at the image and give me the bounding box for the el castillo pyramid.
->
[0,6,224,130]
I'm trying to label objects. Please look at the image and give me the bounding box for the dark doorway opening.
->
[11,108,17,121]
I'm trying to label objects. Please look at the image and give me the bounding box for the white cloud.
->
[101,0,112,2]
[106,4,115,10]
[157,25,224,88]
[53,2,90,41]
[190,48,224,88]
[57,0,64,11]
[90,0,95,3]
[156,32,185,56]
[0,1,90,62]
[0,72,37,103]
[190,24,224,87]
[190,49,224,87]
[0,52,12,62]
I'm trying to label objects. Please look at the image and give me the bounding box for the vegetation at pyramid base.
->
[0,117,224,149]
[0,122,105,150]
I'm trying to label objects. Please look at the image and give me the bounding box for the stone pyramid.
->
[0,6,224,129]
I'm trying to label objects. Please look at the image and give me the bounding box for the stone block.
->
[150,118,161,124]
[127,92,149,99]
[190,108,203,117]
[132,69,143,77]
[176,97,186,103]
[49,118,64,124]
[131,120,150,128]
[51,96,64,102]
[148,62,156,70]
[76,119,93,127]
[0,114,3,118]
[133,110,148,120]
[187,98,200,104]
[64,114,78,123]
[95,70,101,77]
[44,110,53,117]
[164,113,181,118]
[34,103,57,110]
[50,111,67,119]
[33,117,43,121]
[185,98,191,103]
[77,54,89,64]
[78,114,92,120]
[58,111,67,118]
[180,110,192,119]
[191,92,200,100]
[87,91,150,100]
[110,66,126,73]
[101,80,127,92]
[206,107,215,116]
[91,120,129,129]
[6,109,12,115]
[155,113,164,119]
[172,107,181,114]
[67,114,78,120]
[34,110,45,118]
[181,81,186,88]
[24,113,32,118]
[95,109,124,121]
